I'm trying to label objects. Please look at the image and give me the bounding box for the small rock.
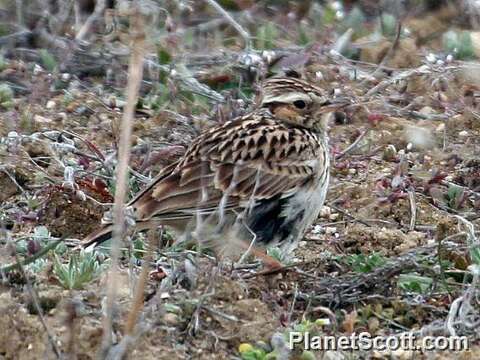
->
[325,227,337,235]
[162,312,179,326]
[459,130,469,137]
[311,224,323,234]
[46,100,56,109]
[98,113,110,122]
[368,317,380,333]
[319,206,331,218]
[33,64,43,75]
[418,106,435,115]
[56,112,68,122]
[324,351,345,360]
[383,144,397,161]
[435,123,445,132]
[426,53,436,63]
[34,114,52,124]
[404,125,435,149]
[391,349,414,360]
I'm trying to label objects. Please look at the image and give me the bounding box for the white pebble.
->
[312,224,323,234]
[426,53,436,63]
[319,206,331,218]
[435,123,445,132]
[325,227,337,235]
[33,114,52,124]
[33,64,43,75]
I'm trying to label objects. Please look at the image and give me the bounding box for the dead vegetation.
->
[1,0,480,359]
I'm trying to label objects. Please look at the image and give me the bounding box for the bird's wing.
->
[132,113,326,220]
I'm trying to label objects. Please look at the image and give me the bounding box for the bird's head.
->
[259,77,349,133]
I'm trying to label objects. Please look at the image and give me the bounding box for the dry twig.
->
[202,0,251,49]
[101,5,146,356]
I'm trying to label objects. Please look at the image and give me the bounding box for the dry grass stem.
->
[203,0,251,49]
[101,6,146,355]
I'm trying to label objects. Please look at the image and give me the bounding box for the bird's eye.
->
[293,100,306,109]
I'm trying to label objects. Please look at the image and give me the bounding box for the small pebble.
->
[435,123,445,132]
[419,106,435,115]
[311,225,322,234]
[160,292,170,299]
[34,114,52,124]
[162,313,179,326]
[319,206,331,218]
[325,227,337,235]
[459,130,469,137]
[426,53,436,63]
[33,64,43,75]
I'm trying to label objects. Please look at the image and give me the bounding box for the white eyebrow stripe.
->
[262,92,312,104]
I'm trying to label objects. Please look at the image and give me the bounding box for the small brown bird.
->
[82,77,346,266]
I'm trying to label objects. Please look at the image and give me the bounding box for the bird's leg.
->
[249,246,285,275]
[232,214,285,275]
[233,238,284,275]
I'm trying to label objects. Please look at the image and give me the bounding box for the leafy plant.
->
[443,30,475,60]
[157,46,172,65]
[470,247,480,266]
[53,251,103,290]
[343,253,387,273]
[340,6,367,38]
[445,184,466,210]
[25,258,49,273]
[0,55,8,71]
[0,83,14,109]
[239,344,270,360]
[398,273,433,294]
[380,13,397,37]
[255,22,278,50]
[266,246,294,265]
[39,49,57,72]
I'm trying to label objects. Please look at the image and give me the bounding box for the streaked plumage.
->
[82,77,342,257]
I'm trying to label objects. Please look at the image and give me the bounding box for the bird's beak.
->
[317,97,351,114]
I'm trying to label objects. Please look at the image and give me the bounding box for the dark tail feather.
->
[80,224,114,248]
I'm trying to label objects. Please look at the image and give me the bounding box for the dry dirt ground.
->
[1,2,480,360]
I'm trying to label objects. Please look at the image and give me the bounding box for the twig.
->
[444,215,480,336]
[101,6,146,355]
[365,19,402,82]
[202,0,251,49]
[201,305,240,322]
[124,229,155,336]
[0,238,63,275]
[75,0,106,42]
[408,190,417,231]
[335,128,370,160]
[328,204,372,227]
[364,65,431,98]
[7,238,62,358]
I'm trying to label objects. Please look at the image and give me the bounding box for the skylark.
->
[82,77,346,266]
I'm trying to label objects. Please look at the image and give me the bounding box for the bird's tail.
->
[80,219,170,249]
[80,224,114,248]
